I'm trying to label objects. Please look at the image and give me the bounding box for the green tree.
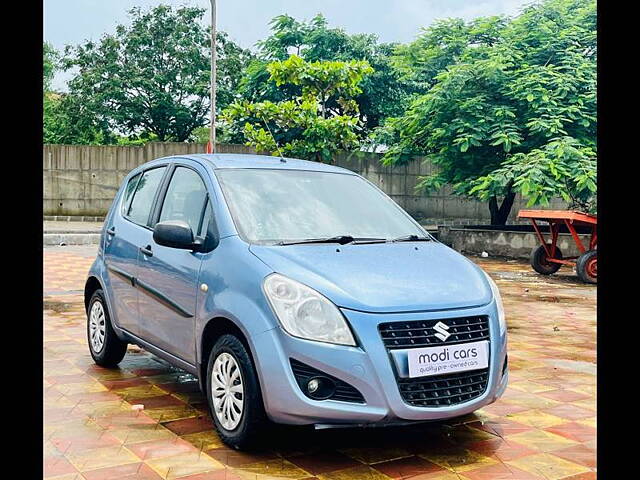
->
[391,17,508,89]
[222,55,372,162]
[44,42,105,144]
[44,42,60,143]
[44,94,112,145]
[239,14,414,133]
[61,5,253,142]
[380,0,596,224]
[43,42,58,91]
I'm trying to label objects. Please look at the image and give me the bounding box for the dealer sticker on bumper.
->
[407,340,489,378]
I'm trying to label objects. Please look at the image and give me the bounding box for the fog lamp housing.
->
[306,376,335,400]
[307,378,320,393]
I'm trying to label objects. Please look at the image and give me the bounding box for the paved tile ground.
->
[44,245,596,480]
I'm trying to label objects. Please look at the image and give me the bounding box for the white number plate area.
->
[407,340,489,378]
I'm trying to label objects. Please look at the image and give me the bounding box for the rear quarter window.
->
[125,166,166,226]
[121,173,141,216]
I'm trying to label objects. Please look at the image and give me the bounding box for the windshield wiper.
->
[278,235,386,246]
[389,234,432,243]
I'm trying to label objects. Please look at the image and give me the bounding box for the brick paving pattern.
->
[44,245,596,480]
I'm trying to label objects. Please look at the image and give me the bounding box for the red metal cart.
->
[517,210,597,284]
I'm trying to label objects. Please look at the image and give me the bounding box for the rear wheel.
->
[206,334,269,450]
[530,244,562,275]
[87,289,128,367]
[576,250,597,284]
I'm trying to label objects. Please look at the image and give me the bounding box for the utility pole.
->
[207,0,217,153]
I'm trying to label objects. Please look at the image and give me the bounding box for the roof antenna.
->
[259,113,286,163]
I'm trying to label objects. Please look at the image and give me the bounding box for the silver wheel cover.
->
[211,352,245,430]
[89,300,106,353]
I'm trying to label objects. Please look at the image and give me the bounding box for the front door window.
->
[158,167,208,234]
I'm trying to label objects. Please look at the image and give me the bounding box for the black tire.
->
[530,244,562,275]
[576,250,597,284]
[206,334,269,450]
[87,289,128,367]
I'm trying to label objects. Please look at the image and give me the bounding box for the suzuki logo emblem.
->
[433,321,451,342]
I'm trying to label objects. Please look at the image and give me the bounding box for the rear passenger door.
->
[135,163,212,366]
[103,165,167,335]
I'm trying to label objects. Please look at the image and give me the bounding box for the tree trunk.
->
[498,190,516,224]
[155,129,166,142]
[489,196,499,225]
[488,189,516,226]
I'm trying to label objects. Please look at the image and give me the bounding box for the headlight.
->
[263,273,356,346]
[483,271,506,335]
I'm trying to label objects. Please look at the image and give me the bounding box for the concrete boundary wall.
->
[437,226,591,259]
[43,143,568,220]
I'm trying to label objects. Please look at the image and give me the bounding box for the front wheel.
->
[530,244,562,275]
[87,289,127,367]
[206,334,269,450]
[576,250,597,284]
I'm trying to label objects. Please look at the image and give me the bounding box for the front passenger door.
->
[136,165,212,365]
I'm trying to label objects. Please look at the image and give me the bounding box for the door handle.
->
[140,245,153,257]
[106,226,116,236]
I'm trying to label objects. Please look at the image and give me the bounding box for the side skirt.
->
[120,329,199,377]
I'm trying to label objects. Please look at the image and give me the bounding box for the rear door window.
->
[125,166,167,226]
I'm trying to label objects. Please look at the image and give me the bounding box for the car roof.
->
[170,153,355,174]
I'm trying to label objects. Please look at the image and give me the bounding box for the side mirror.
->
[153,220,197,250]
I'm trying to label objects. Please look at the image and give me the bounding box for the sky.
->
[45,0,532,91]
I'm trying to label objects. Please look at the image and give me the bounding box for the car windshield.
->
[215,168,427,244]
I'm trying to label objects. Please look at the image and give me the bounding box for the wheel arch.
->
[84,276,103,312]
[199,316,259,391]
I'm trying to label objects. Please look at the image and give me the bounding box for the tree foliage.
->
[391,17,508,89]
[222,55,372,162]
[240,14,414,132]
[44,42,107,144]
[379,0,596,223]
[44,42,61,143]
[469,137,596,211]
[44,94,112,145]
[60,5,252,142]
[43,42,58,92]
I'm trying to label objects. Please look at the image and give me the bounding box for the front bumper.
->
[252,301,508,426]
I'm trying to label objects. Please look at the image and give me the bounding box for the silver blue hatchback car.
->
[85,153,508,449]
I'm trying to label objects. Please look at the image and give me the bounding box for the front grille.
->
[378,316,489,350]
[290,359,365,404]
[379,316,491,408]
[397,369,489,407]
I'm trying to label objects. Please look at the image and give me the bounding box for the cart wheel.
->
[576,250,597,284]
[530,244,563,275]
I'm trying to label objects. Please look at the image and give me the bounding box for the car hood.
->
[249,241,491,313]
